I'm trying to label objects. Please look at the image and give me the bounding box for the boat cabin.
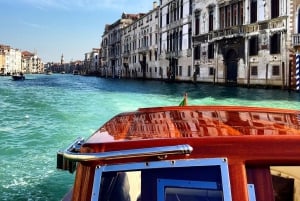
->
[57,106,300,201]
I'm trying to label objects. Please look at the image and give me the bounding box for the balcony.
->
[292,34,300,47]
[193,17,288,43]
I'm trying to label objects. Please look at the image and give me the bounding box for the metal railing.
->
[292,34,300,46]
[57,136,193,173]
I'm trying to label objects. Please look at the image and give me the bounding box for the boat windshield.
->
[92,158,232,201]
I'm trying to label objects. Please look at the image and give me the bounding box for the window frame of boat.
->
[157,179,222,201]
[91,157,232,201]
[247,184,257,201]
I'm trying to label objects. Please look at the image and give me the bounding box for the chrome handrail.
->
[63,144,193,162]
[57,137,85,173]
[57,139,193,173]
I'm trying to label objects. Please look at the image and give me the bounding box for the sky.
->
[0,0,156,63]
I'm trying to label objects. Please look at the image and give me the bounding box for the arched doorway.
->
[225,49,238,83]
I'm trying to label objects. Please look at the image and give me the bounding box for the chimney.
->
[153,1,158,9]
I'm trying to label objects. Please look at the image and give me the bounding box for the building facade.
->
[22,51,43,74]
[159,0,193,81]
[99,0,299,89]
[0,45,9,75]
[101,13,142,78]
[122,2,160,79]
[192,0,291,88]
[291,0,300,89]
[84,48,100,75]
[0,45,22,75]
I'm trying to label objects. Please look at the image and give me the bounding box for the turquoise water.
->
[0,74,299,200]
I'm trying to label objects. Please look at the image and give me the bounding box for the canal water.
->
[0,74,300,200]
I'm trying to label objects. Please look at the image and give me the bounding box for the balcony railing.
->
[194,17,287,43]
[292,34,300,46]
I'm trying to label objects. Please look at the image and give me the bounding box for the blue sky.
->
[0,0,156,63]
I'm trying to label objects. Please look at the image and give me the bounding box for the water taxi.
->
[57,104,300,201]
[12,73,25,81]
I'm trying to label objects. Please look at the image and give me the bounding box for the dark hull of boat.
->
[12,75,25,81]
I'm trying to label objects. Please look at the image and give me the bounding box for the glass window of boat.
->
[92,158,232,201]
[246,165,300,201]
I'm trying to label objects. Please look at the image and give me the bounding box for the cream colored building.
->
[122,2,160,79]
[84,48,100,74]
[22,51,43,74]
[159,0,193,81]
[0,51,5,75]
[100,0,299,89]
[101,13,142,78]
[5,47,22,74]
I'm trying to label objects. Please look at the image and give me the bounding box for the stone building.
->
[159,0,193,81]
[122,2,160,79]
[99,0,300,89]
[192,0,293,88]
[291,0,300,89]
[0,45,10,75]
[0,45,22,75]
[22,51,43,74]
[84,48,100,75]
[100,13,143,78]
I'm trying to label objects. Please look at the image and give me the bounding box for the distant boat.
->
[45,70,52,75]
[12,73,25,81]
[73,70,79,75]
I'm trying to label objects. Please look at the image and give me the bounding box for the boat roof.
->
[86,105,300,144]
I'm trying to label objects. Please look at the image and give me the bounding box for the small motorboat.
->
[57,104,300,201]
[12,73,25,81]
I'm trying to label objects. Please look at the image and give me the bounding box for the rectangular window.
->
[195,16,200,35]
[93,158,232,201]
[249,36,258,56]
[250,0,257,23]
[158,179,221,201]
[208,43,214,59]
[209,67,214,76]
[181,0,183,18]
[209,10,214,31]
[271,0,279,18]
[166,13,169,25]
[272,65,280,76]
[188,65,191,77]
[240,2,244,25]
[179,31,182,50]
[179,66,182,76]
[219,7,225,29]
[251,66,258,76]
[188,27,192,49]
[270,33,281,54]
[194,45,201,60]
[226,6,231,27]
[232,3,238,26]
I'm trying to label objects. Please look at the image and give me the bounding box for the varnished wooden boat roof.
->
[71,106,300,201]
[87,105,300,144]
